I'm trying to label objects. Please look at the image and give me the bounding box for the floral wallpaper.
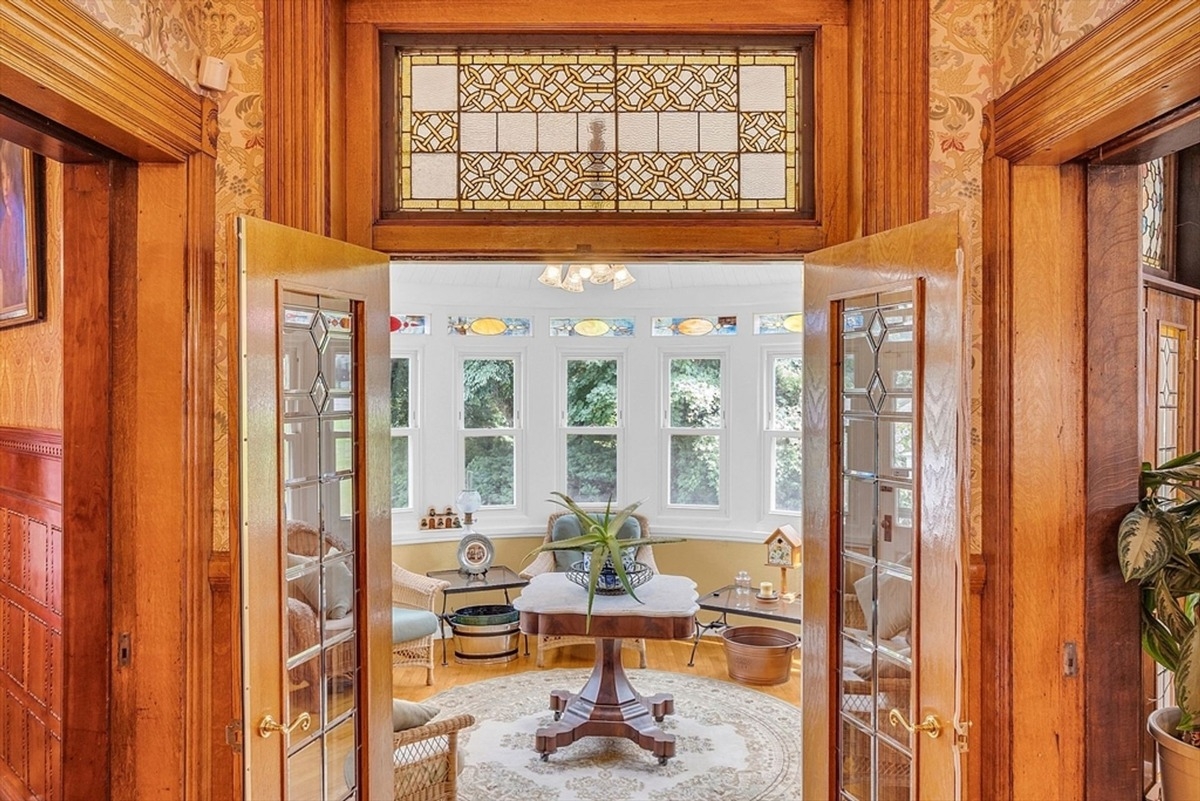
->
[929,0,992,554]
[70,0,264,551]
[926,0,1131,552]
[994,0,1135,94]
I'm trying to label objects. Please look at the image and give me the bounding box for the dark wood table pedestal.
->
[539,638,676,764]
[517,607,695,765]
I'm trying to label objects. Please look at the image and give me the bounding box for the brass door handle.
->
[258,711,312,739]
[888,708,942,739]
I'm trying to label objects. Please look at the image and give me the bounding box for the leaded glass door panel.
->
[802,214,965,801]
[238,217,393,800]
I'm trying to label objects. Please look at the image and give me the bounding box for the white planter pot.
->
[1148,707,1200,801]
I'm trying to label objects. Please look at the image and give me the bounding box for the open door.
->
[801,214,967,800]
[235,217,392,800]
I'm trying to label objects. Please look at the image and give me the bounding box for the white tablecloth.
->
[514,573,698,617]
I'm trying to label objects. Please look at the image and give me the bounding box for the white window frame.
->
[389,350,419,513]
[559,352,625,504]
[457,351,523,510]
[764,349,803,515]
[661,350,728,511]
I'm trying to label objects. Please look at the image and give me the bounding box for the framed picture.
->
[0,139,45,330]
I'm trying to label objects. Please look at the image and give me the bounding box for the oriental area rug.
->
[426,668,802,801]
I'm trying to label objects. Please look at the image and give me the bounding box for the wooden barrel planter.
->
[449,604,520,665]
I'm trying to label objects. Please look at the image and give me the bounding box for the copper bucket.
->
[721,625,799,685]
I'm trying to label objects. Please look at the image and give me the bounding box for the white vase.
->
[1148,707,1200,801]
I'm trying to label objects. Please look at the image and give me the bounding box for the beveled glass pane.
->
[286,653,322,729]
[464,435,514,506]
[390,358,410,427]
[390,436,409,509]
[841,636,874,727]
[321,418,354,477]
[463,359,514,428]
[840,717,873,801]
[287,565,321,663]
[287,736,323,800]
[285,484,321,533]
[322,552,355,626]
[878,483,915,560]
[845,560,874,636]
[669,358,722,428]
[321,335,353,392]
[877,738,912,801]
[283,419,320,485]
[842,477,875,556]
[566,359,618,426]
[326,716,357,800]
[772,436,802,512]
[842,417,876,477]
[669,434,720,506]
[325,641,357,722]
[772,357,803,429]
[876,570,912,644]
[566,434,617,502]
[282,325,319,394]
[322,477,355,543]
[882,420,913,479]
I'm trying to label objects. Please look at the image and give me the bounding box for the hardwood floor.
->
[392,636,801,705]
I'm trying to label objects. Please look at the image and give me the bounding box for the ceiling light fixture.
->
[538,263,635,292]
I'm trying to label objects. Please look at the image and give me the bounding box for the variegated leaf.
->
[1175,625,1200,733]
[1118,504,1173,581]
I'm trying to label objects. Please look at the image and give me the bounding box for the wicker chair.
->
[392,713,475,801]
[519,511,655,668]
[393,564,449,685]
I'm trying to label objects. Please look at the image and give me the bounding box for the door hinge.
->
[226,720,243,753]
[954,720,972,752]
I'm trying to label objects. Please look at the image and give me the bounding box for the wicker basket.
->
[721,625,799,685]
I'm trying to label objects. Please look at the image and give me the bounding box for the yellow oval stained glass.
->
[469,317,508,336]
[573,319,611,337]
[678,318,715,336]
[783,314,804,333]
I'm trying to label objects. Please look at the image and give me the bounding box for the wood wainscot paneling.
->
[2,1,218,799]
[982,1,1200,798]
[0,428,63,801]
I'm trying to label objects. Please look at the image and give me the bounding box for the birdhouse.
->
[764,524,802,569]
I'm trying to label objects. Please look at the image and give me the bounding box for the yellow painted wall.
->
[393,537,797,627]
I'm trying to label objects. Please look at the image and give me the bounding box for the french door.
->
[802,214,966,800]
[236,217,392,799]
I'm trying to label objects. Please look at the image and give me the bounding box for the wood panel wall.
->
[0,428,63,801]
[982,1,1200,798]
[264,0,346,237]
[858,0,928,234]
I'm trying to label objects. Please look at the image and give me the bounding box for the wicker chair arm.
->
[634,544,659,573]
[392,713,476,748]
[392,564,449,612]
[520,551,557,579]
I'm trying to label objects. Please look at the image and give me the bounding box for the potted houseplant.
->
[526,492,684,630]
[1117,450,1200,799]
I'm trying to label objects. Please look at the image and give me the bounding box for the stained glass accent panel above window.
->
[1140,158,1167,271]
[395,47,803,213]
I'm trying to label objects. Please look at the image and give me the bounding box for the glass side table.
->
[687,584,802,666]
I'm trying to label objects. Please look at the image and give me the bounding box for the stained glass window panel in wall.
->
[1141,158,1167,272]
[395,45,807,213]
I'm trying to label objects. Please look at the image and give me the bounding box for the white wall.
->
[390,261,803,545]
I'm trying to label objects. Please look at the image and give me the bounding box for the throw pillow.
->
[393,699,439,732]
[853,647,913,680]
[324,548,354,619]
[852,571,913,639]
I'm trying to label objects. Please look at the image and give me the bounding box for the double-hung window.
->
[766,352,803,513]
[460,355,520,507]
[561,356,622,503]
[389,355,415,511]
[664,355,725,508]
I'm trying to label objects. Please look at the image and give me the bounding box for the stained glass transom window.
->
[1141,158,1167,271]
[394,46,804,213]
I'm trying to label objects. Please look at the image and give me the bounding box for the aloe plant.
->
[526,492,684,631]
[1117,450,1200,743]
